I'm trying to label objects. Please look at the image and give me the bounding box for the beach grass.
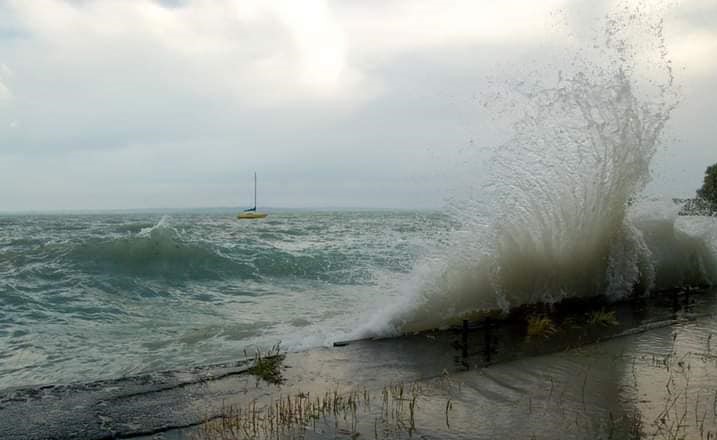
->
[247,344,285,385]
[194,382,424,440]
[526,315,557,340]
[586,308,619,327]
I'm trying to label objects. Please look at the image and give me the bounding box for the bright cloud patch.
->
[7,0,361,103]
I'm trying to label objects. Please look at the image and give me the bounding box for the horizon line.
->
[0,205,443,215]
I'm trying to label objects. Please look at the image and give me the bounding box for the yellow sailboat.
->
[238,172,268,220]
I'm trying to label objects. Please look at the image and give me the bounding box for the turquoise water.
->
[2,208,714,391]
[0,210,451,388]
[3,5,717,397]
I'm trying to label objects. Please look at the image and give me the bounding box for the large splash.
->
[365,5,717,335]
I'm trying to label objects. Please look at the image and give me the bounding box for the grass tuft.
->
[247,344,285,385]
[526,315,557,341]
[194,382,423,440]
[586,309,619,327]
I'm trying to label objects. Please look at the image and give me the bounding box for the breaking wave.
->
[68,216,249,278]
[66,216,378,283]
[365,6,717,335]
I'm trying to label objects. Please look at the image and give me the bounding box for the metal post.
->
[484,319,492,363]
[462,320,468,359]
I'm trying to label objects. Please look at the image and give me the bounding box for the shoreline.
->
[4,287,717,439]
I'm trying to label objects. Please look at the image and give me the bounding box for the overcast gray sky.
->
[0,0,715,211]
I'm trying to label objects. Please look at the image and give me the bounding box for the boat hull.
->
[237,212,268,220]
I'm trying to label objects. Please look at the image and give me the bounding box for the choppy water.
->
[2,3,717,396]
[1,208,715,390]
[0,210,450,388]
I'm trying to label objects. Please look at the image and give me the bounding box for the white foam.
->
[358,5,716,337]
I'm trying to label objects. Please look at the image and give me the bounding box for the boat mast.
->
[254,172,257,210]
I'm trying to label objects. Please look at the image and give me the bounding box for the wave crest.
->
[69,216,251,279]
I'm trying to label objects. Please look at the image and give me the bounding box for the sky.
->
[0,0,716,211]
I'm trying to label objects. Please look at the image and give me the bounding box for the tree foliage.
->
[696,162,717,209]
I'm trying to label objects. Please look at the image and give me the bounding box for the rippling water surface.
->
[0,210,450,388]
[3,4,717,400]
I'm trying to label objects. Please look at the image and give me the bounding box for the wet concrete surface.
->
[3,288,716,439]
